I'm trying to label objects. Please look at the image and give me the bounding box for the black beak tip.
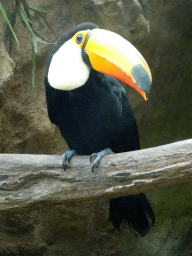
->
[144,89,151,100]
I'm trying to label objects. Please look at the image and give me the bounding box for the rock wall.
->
[1,0,192,154]
[0,0,192,255]
[0,0,153,154]
[136,0,192,148]
[0,183,191,256]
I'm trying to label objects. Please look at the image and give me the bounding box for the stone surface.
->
[1,0,151,154]
[0,183,191,256]
[1,0,192,154]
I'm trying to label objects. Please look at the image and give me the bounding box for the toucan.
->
[45,22,155,237]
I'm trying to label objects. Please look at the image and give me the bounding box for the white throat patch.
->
[48,39,90,90]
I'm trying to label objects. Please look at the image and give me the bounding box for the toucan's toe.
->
[62,150,77,171]
[90,148,114,172]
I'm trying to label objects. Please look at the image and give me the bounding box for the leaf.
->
[39,13,58,40]
[0,2,19,48]
[20,0,32,21]
[29,7,47,14]
[2,0,57,88]
[31,43,36,88]
[32,27,53,44]
[19,10,34,37]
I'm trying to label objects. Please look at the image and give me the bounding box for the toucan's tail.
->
[109,193,155,237]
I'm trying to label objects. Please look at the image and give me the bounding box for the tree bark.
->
[0,139,192,210]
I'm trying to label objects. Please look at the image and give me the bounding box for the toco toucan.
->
[45,22,155,237]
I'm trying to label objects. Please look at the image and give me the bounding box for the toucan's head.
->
[47,22,152,100]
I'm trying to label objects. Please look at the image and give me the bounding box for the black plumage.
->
[45,22,155,236]
[45,70,139,154]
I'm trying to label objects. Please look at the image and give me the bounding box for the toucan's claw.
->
[90,148,114,172]
[90,153,98,163]
[62,150,77,171]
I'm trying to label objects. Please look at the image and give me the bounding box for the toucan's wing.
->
[45,76,59,125]
[105,75,140,152]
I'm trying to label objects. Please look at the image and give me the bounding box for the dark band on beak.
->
[131,64,152,99]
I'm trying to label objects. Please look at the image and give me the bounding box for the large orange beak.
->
[83,29,152,100]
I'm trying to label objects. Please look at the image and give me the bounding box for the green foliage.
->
[0,2,19,47]
[0,0,57,87]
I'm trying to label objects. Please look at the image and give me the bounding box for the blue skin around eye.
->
[76,34,83,44]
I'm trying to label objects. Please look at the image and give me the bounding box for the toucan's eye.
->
[76,34,83,44]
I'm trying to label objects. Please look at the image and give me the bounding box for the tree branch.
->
[0,139,192,210]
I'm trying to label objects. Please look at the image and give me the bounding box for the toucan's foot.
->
[90,148,114,172]
[62,150,77,171]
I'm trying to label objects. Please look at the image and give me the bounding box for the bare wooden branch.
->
[0,139,192,210]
